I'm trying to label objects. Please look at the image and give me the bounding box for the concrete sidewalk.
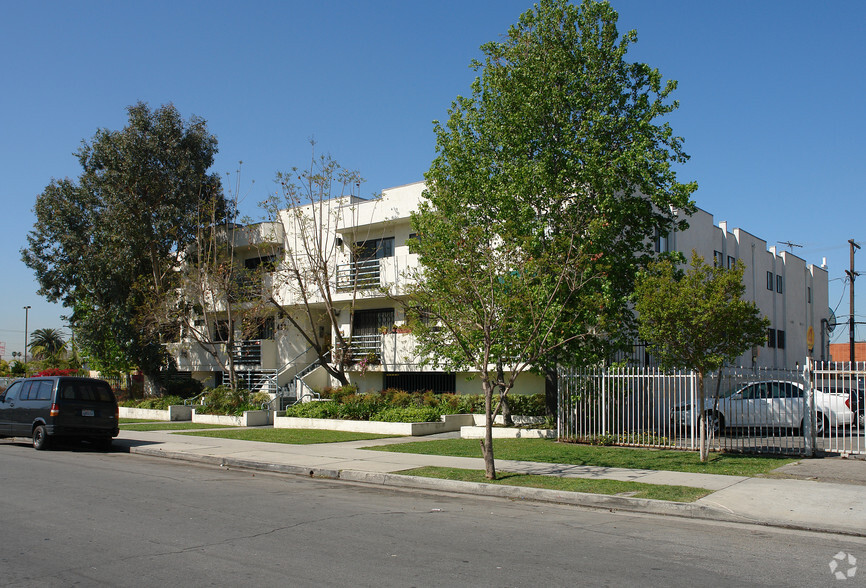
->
[113,429,866,538]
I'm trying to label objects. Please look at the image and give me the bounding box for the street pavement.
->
[112,427,866,538]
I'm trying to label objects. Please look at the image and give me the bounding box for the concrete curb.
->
[127,445,866,537]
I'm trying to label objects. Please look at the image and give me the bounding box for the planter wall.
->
[192,409,273,427]
[274,413,475,436]
[119,405,197,421]
[460,426,556,439]
[471,414,547,427]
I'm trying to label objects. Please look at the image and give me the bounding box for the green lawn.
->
[369,438,797,477]
[177,428,397,444]
[120,422,236,431]
[400,466,711,502]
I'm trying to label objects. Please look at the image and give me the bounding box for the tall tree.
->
[22,102,224,391]
[28,328,66,362]
[633,251,769,461]
[260,147,384,388]
[410,0,696,479]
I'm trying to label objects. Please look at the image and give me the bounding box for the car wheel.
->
[705,411,724,435]
[815,413,829,437]
[32,425,50,450]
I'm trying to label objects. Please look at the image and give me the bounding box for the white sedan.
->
[672,380,856,435]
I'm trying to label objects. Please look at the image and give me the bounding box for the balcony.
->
[336,259,381,291]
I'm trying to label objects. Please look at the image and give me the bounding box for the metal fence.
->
[809,360,865,456]
[558,362,865,456]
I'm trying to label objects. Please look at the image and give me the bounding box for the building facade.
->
[170,182,831,395]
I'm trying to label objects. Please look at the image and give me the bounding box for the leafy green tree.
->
[28,328,67,367]
[634,251,769,461]
[22,102,224,392]
[410,0,696,478]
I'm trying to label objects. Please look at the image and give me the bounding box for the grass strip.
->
[177,428,397,444]
[398,466,710,502]
[120,422,236,431]
[369,439,797,477]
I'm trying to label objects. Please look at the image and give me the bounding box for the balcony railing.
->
[336,259,381,291]
[231,340,262,366]
[333,334,383,365]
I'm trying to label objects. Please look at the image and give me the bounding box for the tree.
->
[410,0,696,479]
[22,102,224,391]
[259,147,384,388]
[153,173,275,393]
[28,328,66,364]
[633,251,769,461]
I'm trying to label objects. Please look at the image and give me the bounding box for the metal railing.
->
[558,363,864,456]
[335,259,381,290]
[231,340,262,366]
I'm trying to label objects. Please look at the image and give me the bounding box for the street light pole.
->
[23,305,31,368]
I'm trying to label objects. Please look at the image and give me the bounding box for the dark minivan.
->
[0,377,119,450]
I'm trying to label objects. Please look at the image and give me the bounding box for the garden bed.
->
[119,405,197,422]
[460,425,556,439]
[273,413,475,436]
[192,409,272,427]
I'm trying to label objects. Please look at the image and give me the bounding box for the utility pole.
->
[846,239,860,364]
[23,305,31,368]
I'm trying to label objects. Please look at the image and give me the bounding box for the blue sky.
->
[1,0,864,358]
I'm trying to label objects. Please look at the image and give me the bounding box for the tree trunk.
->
[698,371,708,462]
[544,366,558,419]
[496,362,513,426]
[481,379,497,480]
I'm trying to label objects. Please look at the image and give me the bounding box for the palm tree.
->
[28,328,66,361]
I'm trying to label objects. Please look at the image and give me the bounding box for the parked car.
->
[670,380,856,435]
[0,376,119,450]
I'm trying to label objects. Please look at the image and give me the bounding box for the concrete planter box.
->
[273,413,475,436]
[192,409,273,427]
[471,414,547,427]
[460,425,556,439]
[119,405,197,422]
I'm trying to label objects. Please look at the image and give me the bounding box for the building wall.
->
[171,181,830,394]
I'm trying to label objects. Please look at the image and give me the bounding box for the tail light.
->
[115,405,119,420]
[845,398,851,409]
[50,403,60,417]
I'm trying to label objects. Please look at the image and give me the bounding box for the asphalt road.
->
[0,440,863,587]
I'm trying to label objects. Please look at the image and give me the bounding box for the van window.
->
[60,382,114,403]
[19,381,35,400]
[34,381,53,400]
[2,381,23,401]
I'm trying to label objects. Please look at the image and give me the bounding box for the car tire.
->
[32,425,50,450]
[705,411,724,435]
[816,413,829,437]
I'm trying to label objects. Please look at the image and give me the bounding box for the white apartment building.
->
[171,182,830,396]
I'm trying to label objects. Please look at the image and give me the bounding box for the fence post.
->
[803,358,814,457]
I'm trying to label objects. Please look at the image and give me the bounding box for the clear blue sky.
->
[2,0,864,358]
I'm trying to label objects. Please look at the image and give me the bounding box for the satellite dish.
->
[828,308,837,334]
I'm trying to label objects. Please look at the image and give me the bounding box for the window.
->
[654,229,669,253]
[767,271,774,291]
[714,251,723,267]
[776,329,785,349]
[776,275,783,293]
[244,255,278,271]
[727,256,736,269]
[213,320,232,342]
[767,328,776,348]
[354,237,394,261]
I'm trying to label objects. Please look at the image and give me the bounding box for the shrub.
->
[198,385,264,416]
[283,401,342,419]
[372,406,443,423]
[162,378,204,399]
